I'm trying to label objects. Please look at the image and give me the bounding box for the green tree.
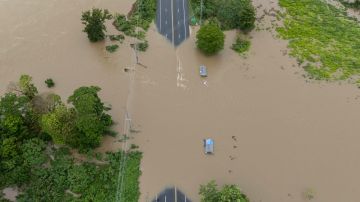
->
[196,23,225,55]
[22,138,47,167]
[199,180,220,202]
[19,75,38,99]
[219,185,249,202]
[236,0,256,32]
[0,137,19,170]
[41,105,76,145]
[0,93,34,139]
[216,0,255,31]
[68,86,112,149]
[81,8,112,42]
[199,181,249,202]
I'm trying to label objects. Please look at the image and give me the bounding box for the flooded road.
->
[1,0,360,202]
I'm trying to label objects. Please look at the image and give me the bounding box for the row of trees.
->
[195,0,256,55]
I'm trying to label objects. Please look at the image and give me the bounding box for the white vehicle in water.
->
[199,65,207,77]
[203,138,214,154]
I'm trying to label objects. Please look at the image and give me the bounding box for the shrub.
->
[191,0,256,31]
[199,181,249,202]
[231,36,251,54]
[196,23,225,55]
[106,44,119,53]
[45,78,55,88]
[81,8,112,42]
[109,34,125,42]
[137,40,149,52]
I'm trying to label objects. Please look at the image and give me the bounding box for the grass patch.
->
[231,36,251,54]
[277,0,360,80]
[106,44,119,53]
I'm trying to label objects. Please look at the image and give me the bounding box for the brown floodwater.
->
[1,0,360,202]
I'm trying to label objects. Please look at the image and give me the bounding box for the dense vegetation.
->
[199,181,249,202]
[106,44,119,53]
[112,0,156,51]
[231,35,251,54]
[190,0,256,32]
[0,75,142,201]
[340,0,360,9]
[81,8,112,42]
[45,78,55,88]
[196,23,225,55]
[277,0,360,80]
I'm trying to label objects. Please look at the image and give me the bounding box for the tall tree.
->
[19,75,38,99]
[216,0,255,31]
[81,8,112,42]
[68,86,112,149]
[196,22,225,55]
[41,105,76,145]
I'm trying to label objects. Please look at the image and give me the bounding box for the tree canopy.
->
[196,23,225,55]
[199,181,249,202]
[191,0,256,32]
[81,8,112,42]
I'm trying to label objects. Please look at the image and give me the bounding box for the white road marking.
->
[182,0,187,39]
[178,8,179,13]
[165,20,167,25]
[178,21,180,25]
[203,80,208,87]
[178,34,181,39]
[176,51,187,89]
[171,0,175,45]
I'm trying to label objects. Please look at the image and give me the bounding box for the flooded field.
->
[1,0,360,202]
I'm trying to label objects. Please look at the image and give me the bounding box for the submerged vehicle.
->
[203,138,214,154]
[199,65,207,77]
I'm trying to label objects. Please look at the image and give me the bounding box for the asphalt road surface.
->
[156,0,190,46]
[152,187,191,202]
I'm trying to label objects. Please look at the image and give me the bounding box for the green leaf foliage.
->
[277,0,360,80]
[41,105,76,145]
[190,0,256,31]
[67,86,113,150]
[81,8,112,42]
[21,138,47,167]
[196,23,225,55]
[199,181,249,202]
[19,75,38,99]
[45,78,55,88]
[232,36,251,54]
[106,44,119,53]
[1,75,142,202]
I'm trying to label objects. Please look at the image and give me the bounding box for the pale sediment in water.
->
[1,0,360,202]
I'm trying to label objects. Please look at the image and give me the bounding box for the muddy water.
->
[2,0,360,202]
[0,0,135,140]
[131,1,360,202]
